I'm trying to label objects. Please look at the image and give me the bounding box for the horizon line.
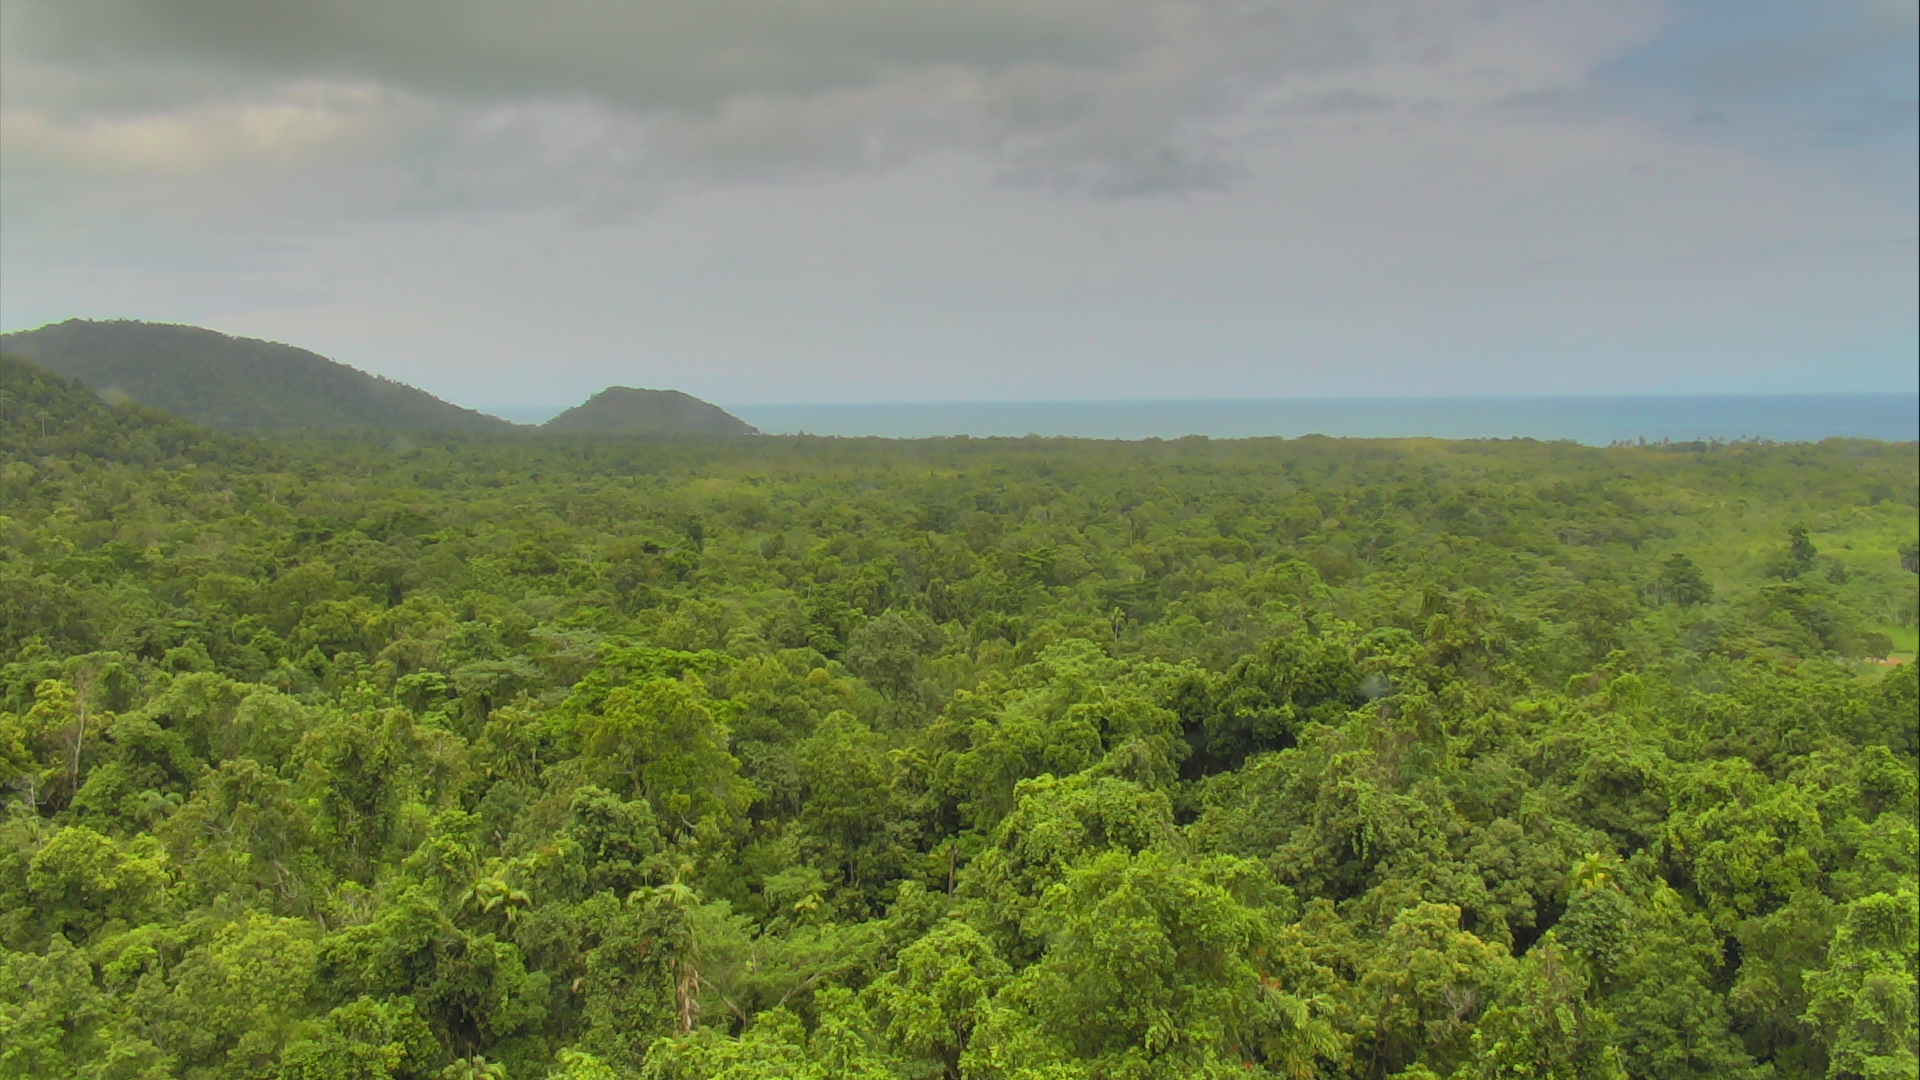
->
[479,389,1920,412]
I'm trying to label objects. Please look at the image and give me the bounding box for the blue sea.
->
[491,394,1918,445]
[724,394,1917,445]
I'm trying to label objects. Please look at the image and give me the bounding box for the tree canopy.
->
[2,360,1915,1078]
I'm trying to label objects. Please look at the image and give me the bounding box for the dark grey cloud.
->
[4,0,1137,108]
[0,0,1676,206]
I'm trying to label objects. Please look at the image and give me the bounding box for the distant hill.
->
[542,386,759,437]
[0,319,515,434]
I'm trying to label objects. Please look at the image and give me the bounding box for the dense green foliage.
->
[1,321,515,434]
[542,389,758,437]
[2,354,1916,1079]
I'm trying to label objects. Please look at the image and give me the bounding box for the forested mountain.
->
[0,320,515,434]
[541,387,759,437]
[1,395,1915,1079]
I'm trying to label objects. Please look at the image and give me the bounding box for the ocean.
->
[723,394,1918,445]
[487,394,1919,445]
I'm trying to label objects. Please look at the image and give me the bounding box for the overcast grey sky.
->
[2,0,1914,406]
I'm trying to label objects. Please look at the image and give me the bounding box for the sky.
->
[1,0,1914,408]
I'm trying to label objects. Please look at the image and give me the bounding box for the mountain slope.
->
[541,386,759,436]
[0,319,514,434]
[0,352,266,465]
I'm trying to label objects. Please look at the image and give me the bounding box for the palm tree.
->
[457,859,532,928]
[438,1055,508,1080]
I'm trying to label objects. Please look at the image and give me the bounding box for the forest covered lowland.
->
[1,354,1916,1080]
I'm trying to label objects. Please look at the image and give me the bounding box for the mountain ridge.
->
[0,319,754,438]
[0,319,514,434]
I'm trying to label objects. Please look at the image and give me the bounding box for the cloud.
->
[0,80,411,174]
[3,0,1133,108]
[1,0,1910,407]
[1,0,1670,209]
[1865,0,1919,27]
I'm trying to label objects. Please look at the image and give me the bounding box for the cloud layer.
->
[1,0,1913,403]
[2,0,1680,206]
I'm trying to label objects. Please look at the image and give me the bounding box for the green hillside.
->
[0,320,515,434]
[0,352,266,467]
